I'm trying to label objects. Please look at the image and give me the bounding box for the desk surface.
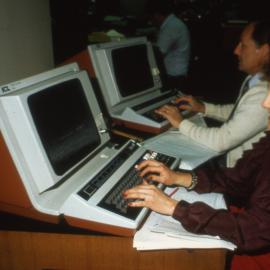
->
[0,211,227,270]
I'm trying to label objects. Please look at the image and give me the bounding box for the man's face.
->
[234,24,268,75]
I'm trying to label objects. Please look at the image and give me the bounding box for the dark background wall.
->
[49,0,269,104]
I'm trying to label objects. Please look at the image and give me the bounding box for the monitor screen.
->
[0,65,109,193]
[28,78,100,176]
[112,44,154,97]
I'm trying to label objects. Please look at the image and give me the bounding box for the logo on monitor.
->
[1,86,11,93]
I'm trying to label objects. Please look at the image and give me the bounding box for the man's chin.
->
[238,64,244,72]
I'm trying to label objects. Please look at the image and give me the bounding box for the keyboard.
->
[77,141,139,201]
[135,91,183,123]
[142,108,165,122]
[98,150,176,220]
[132,90,176,112]
[142,99,189,122]
[63,142,179,229]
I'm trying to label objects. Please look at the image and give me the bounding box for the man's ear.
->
[258,43,270,57]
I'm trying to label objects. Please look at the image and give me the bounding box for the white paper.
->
[120,107,160,127]
[143,131,219,170]
[133,188,237,251]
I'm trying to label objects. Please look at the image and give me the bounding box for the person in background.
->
[156,20,270,168]
[124,55,270,270]
[146,0,191,90]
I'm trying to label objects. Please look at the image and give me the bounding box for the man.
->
[124,54,270,269]
[146,0,190,90]
[156,20,270,167]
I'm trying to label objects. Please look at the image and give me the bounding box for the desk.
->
[0,232,226,270]
[0,212,227,270]
[0,91,225,270]
[0,135,226,270]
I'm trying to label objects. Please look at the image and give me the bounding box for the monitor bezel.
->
[88,37,162,113]
[0,69,109,195]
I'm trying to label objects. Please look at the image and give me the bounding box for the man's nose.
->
[234,43,241,56]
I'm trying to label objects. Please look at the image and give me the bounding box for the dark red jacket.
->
[173,131,270,252]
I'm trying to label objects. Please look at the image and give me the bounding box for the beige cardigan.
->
[178,77,269,167]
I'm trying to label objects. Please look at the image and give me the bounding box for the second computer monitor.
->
[88,37,162,110]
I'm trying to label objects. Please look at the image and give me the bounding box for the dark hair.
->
[263,62,270,82]
[252,20,270,47]
[145,0,174,16]
[252,21,270,81]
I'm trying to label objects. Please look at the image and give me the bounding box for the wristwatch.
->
[186,171,198,190]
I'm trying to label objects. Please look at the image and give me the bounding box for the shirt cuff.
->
[204,102,216,116]
[178,119,194,133]
[172,200,190,221]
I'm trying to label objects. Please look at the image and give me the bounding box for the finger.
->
[161,104,171,109]
[140,165,163,178]
[155,110,168,118]
[155,107,168,114]
[142,179,150,185]
[174,95,191,103]
[178,104,191,110]
[156,104,167,111]
[128,200,146,208]
[135,160,149,171]
[136,160,161,170]
[171,107,181,113]
[124,191,146,200]
[145,174,162,184]
[124,184,154,195]
[165,105,177,111]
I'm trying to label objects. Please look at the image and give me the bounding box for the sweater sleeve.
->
[204,102,234,122]
[172,145,270,252]
[178,86,268,152]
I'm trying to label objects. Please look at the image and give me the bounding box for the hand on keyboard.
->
[143,109,166,123]
[172,95,205,114]
[170,99,190,111]
[135,159,179,186]
[155,105,183,128]
[98,150,176,219]
[123,182,178,216]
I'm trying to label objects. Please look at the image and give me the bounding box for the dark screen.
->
[28,79,101,176]
[112,44,154,97]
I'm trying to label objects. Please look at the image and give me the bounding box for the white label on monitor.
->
[152,67,160,76]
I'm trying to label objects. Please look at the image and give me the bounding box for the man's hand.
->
[136,160,193,188]
[136,160,180,186]
[173,95,205,114]
[123,182,178,216]
[155,105,183,128]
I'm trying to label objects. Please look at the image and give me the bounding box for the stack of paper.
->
[143,131,219,170]
[133,188,237,251]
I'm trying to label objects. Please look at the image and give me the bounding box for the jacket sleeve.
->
[178,86,268,152]
[172,154,270,252]
[204,102,234,122]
